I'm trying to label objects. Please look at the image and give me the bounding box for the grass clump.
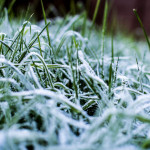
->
[0,4,150,150]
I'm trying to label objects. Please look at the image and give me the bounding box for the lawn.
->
[0,1,150,150]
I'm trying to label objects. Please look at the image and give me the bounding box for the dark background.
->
[2,0,150,35]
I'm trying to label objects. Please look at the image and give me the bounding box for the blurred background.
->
[1,0,150,36]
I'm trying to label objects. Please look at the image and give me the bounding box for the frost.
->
[0,132,5,148]
[78,50,108,89]
[0,55,5,59]
[0,13,150,150]
[0,9,12,35]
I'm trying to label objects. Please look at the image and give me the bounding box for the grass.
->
[133,9,150,51]
[0,1,150,150]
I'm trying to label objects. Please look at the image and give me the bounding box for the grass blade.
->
[101,0,108,78]
[28,22,50,49]
[89,0,101,38]
[133,9,150,51]
[40,0,53,55]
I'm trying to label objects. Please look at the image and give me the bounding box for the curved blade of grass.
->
[0,40,13,52]
[19,52,53,88]
[56,30,85,55]
[54,82,73,92]
[133,9,150,51]
[82,100,96,110]
[78,50,108,90]
[0,78,20,89]
[10,37,20,62]
[29,65,42,89]
[0,58,34,90]
[11,89,87,116]
[28,22,51,49]
[56,14,84,40]
[5,21,29,55]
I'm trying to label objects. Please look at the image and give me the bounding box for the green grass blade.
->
[89,0,101,38]
[70,0,76,15]
[101,0,108,78]
[82,11,87,37]
[40,0,53,54]
[67,46,78,103]
[28,22,50,49]
[133,9,150,51]
[37,32,43,57]
[0,40,13,53]
[5,21,29,56]
[108,34,114,94]
[19,52,54,89]
[8,0,17,14]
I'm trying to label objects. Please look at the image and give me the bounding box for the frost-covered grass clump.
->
[1,9,150,150]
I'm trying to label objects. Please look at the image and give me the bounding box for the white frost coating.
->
[30,25,41,33]
[15,22,41,43]
[13,21,29,38]
[113,86,143,95]
[59,129,68,145]
[0,58,34,90]
[11,89,85,116]
[135,103,150,113]
[0,78,18,85]
[51,109,89,129]
[78,50,108,89]
[19,52,40,67]
[7,129,45,142]
[0,132,5,147]
[81,108,117,142]
[0,55,5,59]
[133,124,148,136]
[112,145,138,150]
[113,87,134,106]
[56,30,86,54]
[90,108,117,130]
[117,75,128,82]
[22,21,30,26]
[0,102,9,111]
[131,94,150,106]
[129,94,150,113]
[131,79,150,89]
[0,33,7,37]
[0,10,12,35]
[126,64,139,71]
[18,51,53,87]
[19,52,52,76]
[59,30,85,43]
[8,129,32,140]
[46,144,93,150]
[57,15,80,40]
[29,66,42,89]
